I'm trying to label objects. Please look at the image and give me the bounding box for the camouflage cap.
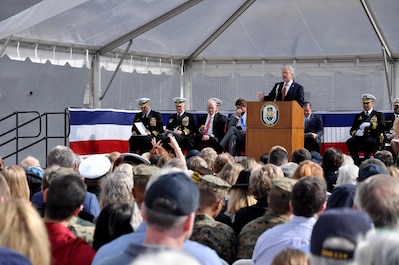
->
[133,164,157,185]
[271,177,297,202]
[198,175,231,197]
[47,167,81,185]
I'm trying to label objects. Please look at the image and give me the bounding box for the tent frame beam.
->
[184,0,256,67]
[97,0,203,56]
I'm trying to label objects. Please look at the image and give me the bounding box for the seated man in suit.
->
[128,98,164,155]
[346,94,385,165]
[303,102,324,153]
[387,98,399,162]
[162,97,196,151]
[194,98,227,152]
[219,98,247,155]
[256,65,305,107]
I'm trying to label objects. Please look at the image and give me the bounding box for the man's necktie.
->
[305,117,309,130]
[204,116,213,135]
[282,83,288,100]
[240,115,246,131]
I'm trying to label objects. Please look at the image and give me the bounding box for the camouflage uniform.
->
[190,175,236,264]
[236,211,290,259]
[191,213,237,264]
[68,216,95,246]
[237,177,296,259]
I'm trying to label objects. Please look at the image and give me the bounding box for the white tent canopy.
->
[0,0,398,110]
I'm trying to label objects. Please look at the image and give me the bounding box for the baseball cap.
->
[270,177,297,202]
[311,208,374,260]
[326,184,356,209]
[357,164,387,182]
[145,171,199,216]
[198,175,231,198]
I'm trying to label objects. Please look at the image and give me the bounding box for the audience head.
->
[249,164,283,202]
[47,145,77,168]
[291,160,324,180]
[291,176,327,217]
[327,184,357,209]
[268,146,288,167]
[291,148,311,164]
[310,208,374,265]
[45,174,86,222]
[144,168,199,234]
[132,164,158,205]
[197,175,231,216]
[354,174,399,229]
[322,148,344,173]
[0,200,51,265]
[156,153,174,168]
[240,156,258,170]
[259,152,269,165]
[281,162,298,178]
[355,231,399,265]
[1,165,30,202]
[25,166,44,198]
[374,150,394,167]
[271,248,309,265]
[99,171,134,209]
[336,164,358,186]
[199,147,218,170]
[213,153,235,174]
[387,166,399,182]
[20,156,41,168]
[227,170,256,215]
[268,177,297,214]
[216,162,244,186]
[0,173,11,202]
[162,158,187,171]
[186,156,208,171]
[92,203,134,251]
[357,162,388,182]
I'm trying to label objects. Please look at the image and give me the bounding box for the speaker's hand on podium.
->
[256,91,265,101]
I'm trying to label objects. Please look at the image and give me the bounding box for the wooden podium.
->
[246,101,304,160]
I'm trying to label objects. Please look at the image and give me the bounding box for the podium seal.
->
[261,102,279,127]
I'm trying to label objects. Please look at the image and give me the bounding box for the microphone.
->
[274,84,280,102]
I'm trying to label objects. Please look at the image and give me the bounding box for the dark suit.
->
[304,114,324,152]
[163,111,196,150]
[263,81,305,107]
[346,110,385,165]
[194,112,227,151]
[128,109,164,154]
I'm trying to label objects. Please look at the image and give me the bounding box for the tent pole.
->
[92,54,101,108]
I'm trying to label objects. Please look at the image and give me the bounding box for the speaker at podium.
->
[246,101,304,161]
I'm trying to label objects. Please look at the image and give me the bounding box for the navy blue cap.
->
[0,248,32,265]
[145,172,199,216]
[311,208,373,260]
[327,184,356,209]
[358,164,387,182]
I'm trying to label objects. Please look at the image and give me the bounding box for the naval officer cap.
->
[361,94,376,103]
[79,154,111,179]
[394,98,399,106]
[173,97,187,106]
[210,97,223,106]
[137,97,150,107]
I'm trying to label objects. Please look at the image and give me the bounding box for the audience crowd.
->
[1,125,399,265]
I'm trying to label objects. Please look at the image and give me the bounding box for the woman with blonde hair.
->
[1,165,30,201]
[217,162,244,185]
[0,199,51,265]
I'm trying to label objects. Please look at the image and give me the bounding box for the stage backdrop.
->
[68,108,379,156]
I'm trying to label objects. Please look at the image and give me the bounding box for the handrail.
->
[0,110,70,164]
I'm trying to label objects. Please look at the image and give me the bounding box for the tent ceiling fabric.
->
[0,0,398,73]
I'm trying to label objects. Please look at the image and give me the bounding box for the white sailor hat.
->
[79,154,111,179]
[361,94,376,103]
[173,97,187,106]
[137,97,150,107]
[394,98,399,106]
[210,97,223,106]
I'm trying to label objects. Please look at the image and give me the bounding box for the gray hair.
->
[99,171,134,209]
[46,145,76,168]
[336,164,359,186]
